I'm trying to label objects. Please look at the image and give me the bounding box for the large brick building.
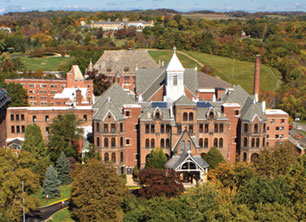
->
[93,49,289,174]
[6,65,94,106]
[92,50,158,92]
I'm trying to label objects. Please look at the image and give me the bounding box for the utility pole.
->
[22,181,25,222]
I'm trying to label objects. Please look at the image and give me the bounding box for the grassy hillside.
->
[148,50,282,94]
[21,56,72,71]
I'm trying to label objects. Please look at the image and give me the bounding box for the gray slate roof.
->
[140,107,171,121]
[198,72,232,89]
[222,85,249,107]
[93,50,158,75]
[240,96,266,121]
[164,151,209,170]
[0,86,9,108]
[174,95,195,106]
[93,100,125,121]
[93,83,135,109]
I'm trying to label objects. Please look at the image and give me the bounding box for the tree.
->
[0,82,28,107]
[203,147,225,169]
[42,165,61,199]
[23,124,46,159]
[48,113,83,162]
[0,149,40,221]
[56,152,71,185]
[254,202,297,222]
[138,168,184,199]
[145,147,168,169]
[71,159,126,222]
[82,144,101,163]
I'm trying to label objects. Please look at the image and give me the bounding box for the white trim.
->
[251,114,262,122]
[123,104,141,108]
[8,106,92,111]
[103,110,117,121]
[6,137,25,142]
[222,103,241,107]
[197,88,215,93]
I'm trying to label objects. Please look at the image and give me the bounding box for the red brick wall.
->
[149,86,164,101]
[197,92,214,101]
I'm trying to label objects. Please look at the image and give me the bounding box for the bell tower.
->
[165,47,185,102]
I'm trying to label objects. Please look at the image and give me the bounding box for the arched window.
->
[199,138,203,147]
[219,138,223,148]
[183,112,188,121]
[96,137,100,147]
[166,139,170,148]
[251,138,255,147]
[254,124,258,133]
[187,141,191,150]
[155,112,160,120]
[111,152,116,163]
[104,138,108,147]
[214,138,218,147]
[151,139,155,148]
[251,153,259,162]
[243,152,247,162]
[189,112,194,121]
[120,137,123,147]
[111,138,116,147]
[181,140,185,151]
[262,138,265,147]
[204,138,208,148]
[244,137,248,147]
[160,139,165,148]
[104,153,109,162]
[256,138,260,147]
[120,152,123,162]
[145,139,150,148]
[209,111,214,119]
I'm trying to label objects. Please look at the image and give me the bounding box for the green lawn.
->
[148,50,201,68]
[50,208,75,222]
[33,185,71,207]
[149,50,282,94]
[21,56,72,71]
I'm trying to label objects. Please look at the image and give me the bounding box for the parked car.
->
[289,125,293,130]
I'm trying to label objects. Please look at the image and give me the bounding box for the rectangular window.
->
[145,124,150,134]
[111,124,116,133]
[32,116,37,122]
[83,115,87,121]
[160,124,164,133]
[16,115,19,121]
[214,124,218,133]
[166,124,171,133]
[10,114,14,121]
[21,125,25,133]
[276,126,280,131]
[281,119,285,123]
[21,114,24,121]
[104,124,108,133]
[45,115,49,122]
[177,125,181,134]
[173,75,178,86]
[126,139,130,145]
[205,124,209,133]
[120,123,123,132]
[199,124,203,133]
[11,125,15,133]
[125,111,130,117]
[96,123,100,132]
[244,123,248,133]
[16,125,20,133]
[220,124,224,133]
[189,125,193,134]
[151,124,155,133]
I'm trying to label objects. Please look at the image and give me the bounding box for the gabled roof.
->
[240,96,266,121]
[140,107,171,121]
[174,95,195,106]
[222,85,249,107]
[164,151,209,170]
[136,68,165,95]
[166,50,185,72]
[93,100,124,121]
[93,50,158,74]
[93,83,135,109]
[71,65,84,81]
[198,72,232,89]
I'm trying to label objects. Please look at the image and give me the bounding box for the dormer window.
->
[155,112,160,120]
[209,111,214,119]
[124,67,129,72]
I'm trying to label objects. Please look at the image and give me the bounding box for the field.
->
[148,50,282,94]
[33,185,71,207]
[21,56,72,71]
[50,208,75,222]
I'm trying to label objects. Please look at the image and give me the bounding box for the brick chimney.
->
[253,54,260,97]
[76,89,82,105]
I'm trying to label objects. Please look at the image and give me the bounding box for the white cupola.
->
[165,47,185,102]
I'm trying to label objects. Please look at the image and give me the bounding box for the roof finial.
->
[173,47,176,53]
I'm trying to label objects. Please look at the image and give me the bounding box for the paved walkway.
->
[26,200,69,222]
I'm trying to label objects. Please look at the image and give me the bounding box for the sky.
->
[0,0,305,14]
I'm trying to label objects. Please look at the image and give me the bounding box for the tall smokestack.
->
[253,54,260,97]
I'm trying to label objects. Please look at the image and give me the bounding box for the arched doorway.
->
[250,153,259,162]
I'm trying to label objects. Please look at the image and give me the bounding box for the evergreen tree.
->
[23,124,46,159]
[203,147,225,169]
[42,165,61,199]
[145,147,168,169]
[56,152,71,185]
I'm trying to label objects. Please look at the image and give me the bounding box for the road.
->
[25,200,69,222]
